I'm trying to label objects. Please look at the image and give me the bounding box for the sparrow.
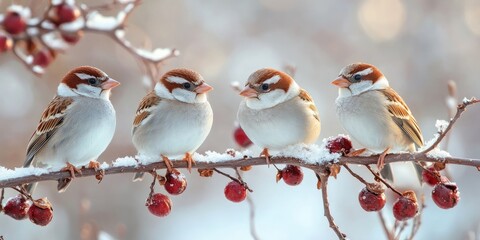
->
[24,66,120,193]
[132,68,213,180]
[237,68,321,164]
[332,62,424,181]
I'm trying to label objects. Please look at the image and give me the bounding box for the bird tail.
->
[133,172,145,182]
[23,182,38,195]
[380,164,394,182]
[57,178,72,193]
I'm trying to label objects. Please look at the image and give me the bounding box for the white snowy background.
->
[1,0,480,239]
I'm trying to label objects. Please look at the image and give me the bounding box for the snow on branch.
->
[0,0,178,76]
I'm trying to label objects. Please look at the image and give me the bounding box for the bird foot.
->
[61,162,82,178]
[183,152,195,173]
[260,148,271,166]
[377,148,390,171]
[87,160,100,170]
[162,155,174,173]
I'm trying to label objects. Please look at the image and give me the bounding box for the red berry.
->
[28,198,53,226]
[54,4,81,24]
[234,126,252,148]
[147,193,172,217]
[432,182,460,209]
[326,136,353,155]
[392,191,418,221]
[281,165,304,186]
[3,11,27,35]
[422,167,441,186]
[3,195,30,220]
[0,34,13,52]
[164,170,187,195]
[61,31,83,44]
[224,181,247,203]
[358,188,386,212]
[32,49,54,67]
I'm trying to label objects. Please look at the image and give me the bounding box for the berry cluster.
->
[422,166,460,209]
[0,0,176,76]
[324,135,461,222]
[146,169,187,217]
[2,195,53,226]
[0,2,82,72]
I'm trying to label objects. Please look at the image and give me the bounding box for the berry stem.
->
[146,170,158,205]
[213,168,252,192]
[0,188,4,212]
[9,186,33,201]
[343,164,370,186]
[364,165,402,197]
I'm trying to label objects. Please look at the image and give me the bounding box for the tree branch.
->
[319,173,346,239]
[1,153,480,189]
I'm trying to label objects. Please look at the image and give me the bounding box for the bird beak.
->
[331,77,351,88]
[101,78,121,90]
[239,86,258,98]
[195,82,213,93]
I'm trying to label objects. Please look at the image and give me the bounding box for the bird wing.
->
[298,89,320,122]
[379,87,424,147]
[25,96,74,167]
[132,91,161,135]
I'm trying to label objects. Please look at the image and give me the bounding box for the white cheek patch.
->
[75,84,102,98]
[262,75,281,85]
[355,67,373,76]
[167,76,189,84]
[349,80,373,95]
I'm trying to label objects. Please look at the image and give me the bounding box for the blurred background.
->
[1,0,480,239]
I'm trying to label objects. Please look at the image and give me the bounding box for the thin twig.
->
[319,173,346,240]
[378,210,394,240]
[0,188,4,212]
[246,196,260,240]
[365,165,402,196]
[422,97,480,154]
[213,168,252,192]
[234,168,259,240]
[343,164,369,185]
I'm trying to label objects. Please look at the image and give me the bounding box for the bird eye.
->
[183,82,191,89]
[88,78,98,85]
[353,74,362,81]
[261,83,269,91]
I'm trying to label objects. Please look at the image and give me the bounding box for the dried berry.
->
[421,167,441,186]
[164,170,187,195]
[3,195,30,220]
[32,49,54,67]
[61,31,83,44]
[28,198,53,226]
[3,10,27,35]
[52,3,81,24]
[224,181,247,203]
[280,165,304,186]
[234,126,252,148]
[326,136,352,155]
[358,187,386,212]
[432,182,460,209]
[147,193,172,217]
[392,191,418,221]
